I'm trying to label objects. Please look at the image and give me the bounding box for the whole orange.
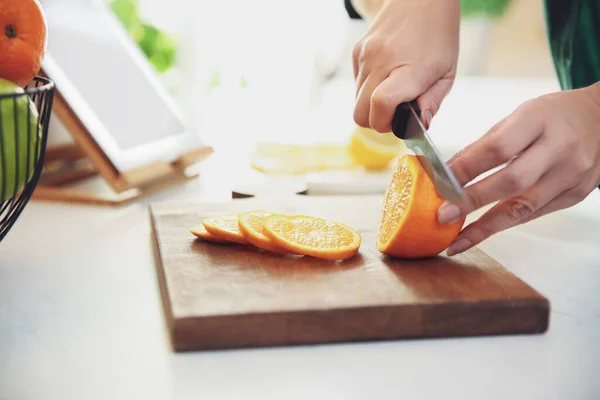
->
[0,0,48,88]
[377,154,465,259]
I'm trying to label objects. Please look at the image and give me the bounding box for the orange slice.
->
[202,214,248,244]
[377,154,465,258]
[189,224,227,243]
[263,215,361,260]
[238,210,289,253]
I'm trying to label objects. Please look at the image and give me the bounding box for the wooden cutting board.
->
[150,195,549,351]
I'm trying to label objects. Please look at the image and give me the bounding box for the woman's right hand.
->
[352,0,461,132]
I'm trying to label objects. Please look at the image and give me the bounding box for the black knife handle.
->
[391,101,421,139]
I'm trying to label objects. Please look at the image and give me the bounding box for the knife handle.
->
[391,101,421,139]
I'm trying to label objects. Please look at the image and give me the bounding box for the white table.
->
[2,77,600,400]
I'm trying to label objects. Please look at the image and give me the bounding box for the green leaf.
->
[110,0,140,31]
[109,0,177,73]
[139,23,176,72]
[460,0,512,19]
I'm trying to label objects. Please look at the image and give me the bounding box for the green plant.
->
[109,0,176,73]
[460,0,513,19]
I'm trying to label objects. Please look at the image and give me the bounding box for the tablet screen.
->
[39,0,186,151]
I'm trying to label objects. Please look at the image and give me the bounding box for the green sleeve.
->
[545,0,600,191]
[544,0,600,90]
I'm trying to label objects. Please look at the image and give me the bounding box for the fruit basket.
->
[0,76,55,242]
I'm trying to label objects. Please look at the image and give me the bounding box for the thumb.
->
[416,77,454,129]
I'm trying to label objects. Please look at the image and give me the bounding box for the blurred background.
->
[121,0,553,139]
[45,0,560,183]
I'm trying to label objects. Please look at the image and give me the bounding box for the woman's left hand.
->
[438,83,600,256]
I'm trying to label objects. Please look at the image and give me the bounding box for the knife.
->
[391,101,465,203]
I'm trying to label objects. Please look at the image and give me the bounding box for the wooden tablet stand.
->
[32,85,213,206]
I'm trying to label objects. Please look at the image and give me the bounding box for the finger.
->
[518,194,578,225]
[354,72,386,128]
[416,77,454,129]
[352,42,360,81]
[369,66,428,133]
[517,162,583,224]
[448,103,544,187]
[355,59,371,98]
[519,156,600,224]
[438,135,562,224]
[446,116,510,164]
[519,182,589,225]
[446,199,525,256]
[446,164,575,255]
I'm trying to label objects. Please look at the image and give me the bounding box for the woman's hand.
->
[352,0,460,132]
[439,83,600,256]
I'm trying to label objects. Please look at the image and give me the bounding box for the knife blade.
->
[391,101,465,203]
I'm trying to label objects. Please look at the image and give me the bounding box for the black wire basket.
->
[0,76,55,243]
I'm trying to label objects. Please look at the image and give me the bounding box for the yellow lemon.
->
[347,125,406,171]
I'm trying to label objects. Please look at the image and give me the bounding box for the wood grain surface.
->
[150,196,549,351]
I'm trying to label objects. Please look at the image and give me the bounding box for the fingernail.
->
[438,202,461,224]
[424,110,433,128]
[447,237,471,256]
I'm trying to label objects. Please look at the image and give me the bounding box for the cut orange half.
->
[202,214,248,244]
[238,210,289,253]
[377,154,465,258]
[189,224,227,243]
[263,215,361,260]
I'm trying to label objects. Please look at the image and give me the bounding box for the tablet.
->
[39,0,204,172]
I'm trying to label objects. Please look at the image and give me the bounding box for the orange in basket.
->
[0,0,48,87]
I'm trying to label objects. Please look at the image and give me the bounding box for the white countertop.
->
[1,77,600,400]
